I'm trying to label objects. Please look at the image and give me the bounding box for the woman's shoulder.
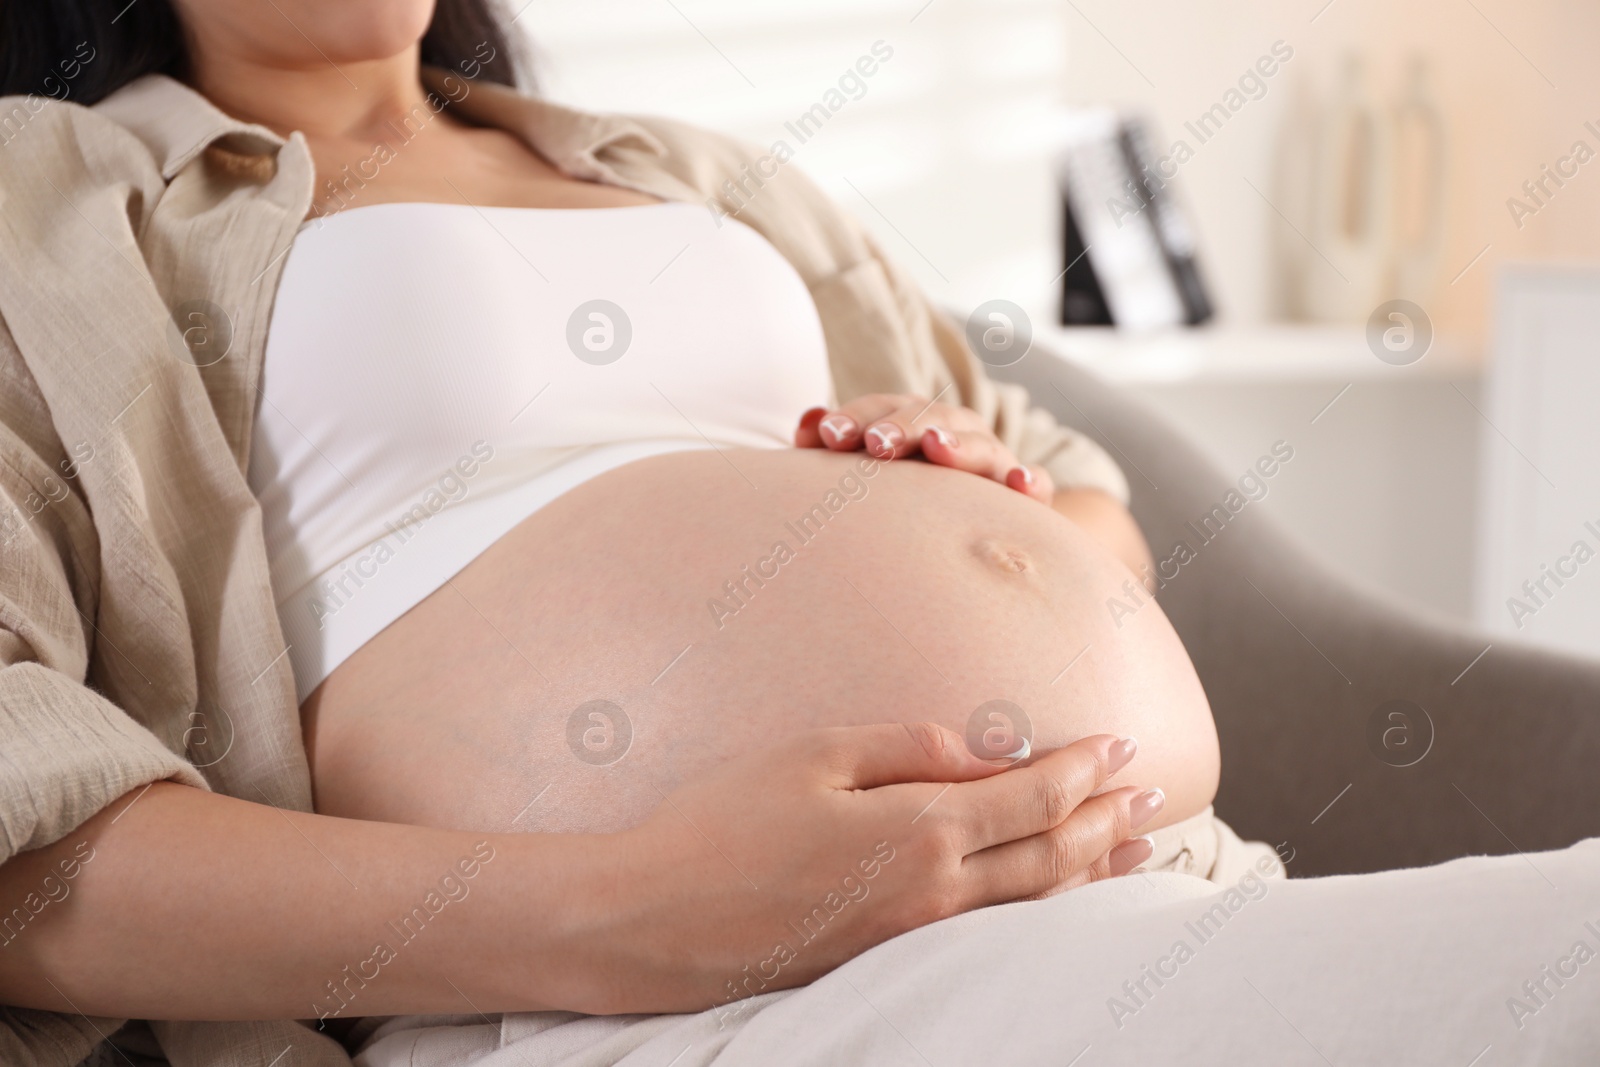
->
[610,109,873,277]
[617,110,822,199]
[0,78,172,206]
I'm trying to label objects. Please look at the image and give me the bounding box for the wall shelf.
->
[1035,323,1481,386]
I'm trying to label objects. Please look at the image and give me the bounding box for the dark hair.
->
[0,0,525,106]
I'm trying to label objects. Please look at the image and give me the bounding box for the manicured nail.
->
[819,415,855,445]
[1011,466,1034,486]
[924,426,958,449]
[798,406,827,431]
[1108,736,1137,774]
[1109,836,1154,876]
[1001,737,1030,761]
[1129,788,1165,830]
[865,423,904,457]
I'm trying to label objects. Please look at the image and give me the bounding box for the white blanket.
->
[357,838,1600,1066]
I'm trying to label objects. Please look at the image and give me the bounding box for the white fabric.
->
[249,202,831,699]
[355,838,1600,1066]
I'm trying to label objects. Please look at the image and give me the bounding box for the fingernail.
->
[924,426,957,449]
[1108,736,1137,774]
[819,415,855,445]
[1129,788,1165,830]
[799,406,827,431]
[1109,836,1154,876]
[865,423,903,457]
[1011,466,1034,486]
[1001,737,1030,761]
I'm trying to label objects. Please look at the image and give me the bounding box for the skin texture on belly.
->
[302,450,1220,835]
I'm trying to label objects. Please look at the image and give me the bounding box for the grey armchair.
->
[999,344,1600,877]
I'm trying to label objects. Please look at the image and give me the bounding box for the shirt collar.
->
[94,74,289,181]
[93,71,667,185]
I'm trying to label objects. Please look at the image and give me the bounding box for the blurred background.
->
[515,0,1599,659]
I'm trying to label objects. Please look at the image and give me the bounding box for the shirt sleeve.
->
[815,226,1131,504]
[890,243,1131,503]
[0,324,206,866]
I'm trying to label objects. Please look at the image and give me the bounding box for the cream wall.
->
[1059,0,1600,341]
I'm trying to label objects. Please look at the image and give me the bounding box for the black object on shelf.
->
[1058,111,1214,328]
[1060,195,1113,325]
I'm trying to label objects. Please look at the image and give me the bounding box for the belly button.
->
[971,538,1035,576]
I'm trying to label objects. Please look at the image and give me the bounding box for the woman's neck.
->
[188,46,436,145]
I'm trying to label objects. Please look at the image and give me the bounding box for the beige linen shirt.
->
[0,70,1126,1067]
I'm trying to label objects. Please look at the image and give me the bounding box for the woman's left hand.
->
[795,394,1054,504]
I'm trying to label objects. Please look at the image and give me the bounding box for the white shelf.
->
[1032,324,1482,386]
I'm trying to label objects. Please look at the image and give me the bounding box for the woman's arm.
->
[0,726,1153,1020]
[0,781,560,1022]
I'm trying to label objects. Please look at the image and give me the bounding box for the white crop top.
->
[249,201,832,701]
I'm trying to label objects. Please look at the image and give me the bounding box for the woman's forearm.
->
[0,782,596,1022]
[0,727,1153,1022]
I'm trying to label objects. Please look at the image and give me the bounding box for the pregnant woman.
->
[0,2,1269,1065]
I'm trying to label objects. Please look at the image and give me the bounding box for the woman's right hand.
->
[558,723,1160,1014]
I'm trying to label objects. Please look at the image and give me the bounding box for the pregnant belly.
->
[302,449,1219,835]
